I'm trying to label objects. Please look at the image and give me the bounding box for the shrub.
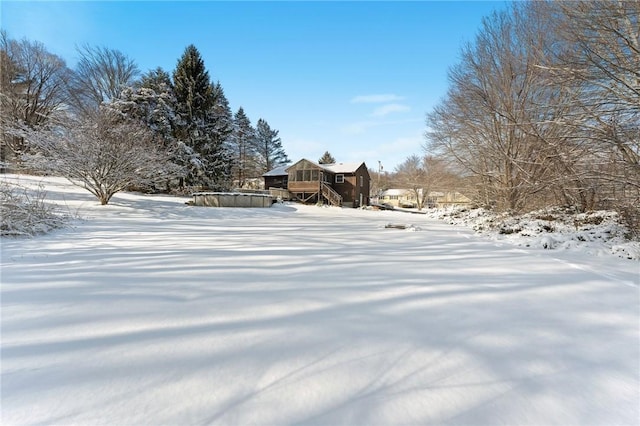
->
[0,181,68,236]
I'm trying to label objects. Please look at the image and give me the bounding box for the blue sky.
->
[2,1,506,171]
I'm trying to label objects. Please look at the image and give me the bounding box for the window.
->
[335,174,344,184]
[359,175,363,187]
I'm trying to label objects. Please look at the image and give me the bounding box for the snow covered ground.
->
[420,206,640,262]
[2,175,639,425]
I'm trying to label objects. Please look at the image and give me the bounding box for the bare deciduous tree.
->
[67,45,139,117]
[539,0,639,225]
[0,31,70,165]
[393,155,454,210]
[25,108,173,205]
[426,2,615,212]
[428,6,551,211]
[425,0,638,235]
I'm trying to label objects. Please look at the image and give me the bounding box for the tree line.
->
[385,1,638,234]
[0,34,289,204]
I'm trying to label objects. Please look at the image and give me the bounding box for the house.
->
[427,191,473,208]
[263,158,371,207]
[379,188,473,209]
[378,188,419,208]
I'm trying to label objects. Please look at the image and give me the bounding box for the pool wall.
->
[191,192,273,207]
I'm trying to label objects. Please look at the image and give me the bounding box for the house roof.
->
[321,162,365,174]
[266,159,368,176]
[284,158,323,172]
[380,188,412,196]
[262,164,290,177]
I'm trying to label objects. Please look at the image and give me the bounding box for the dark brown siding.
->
[332,164,371,207]
[332,174,355,204]
[354,163,371,207]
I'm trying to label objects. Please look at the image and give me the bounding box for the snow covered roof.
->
[262,164,290,177]
[321,162,364,174]
[380,188,413,196]
[279,159,367,175]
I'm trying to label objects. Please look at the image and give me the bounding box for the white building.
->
[378,188,473,209]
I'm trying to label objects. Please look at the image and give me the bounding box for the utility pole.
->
[377,161,382,200]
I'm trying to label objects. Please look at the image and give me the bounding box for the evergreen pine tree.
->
[135,66,208,191]
[172,45,230,188]
[255,118,289,173]
[231,107,258,188]
[138,67,172,94]
[201,82,234,190]
[318,151,336,164]
[172,45,213,124]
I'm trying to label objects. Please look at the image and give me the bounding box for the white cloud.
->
[350,94,405,104]
[371,103,411,117]
[341,118,423,135]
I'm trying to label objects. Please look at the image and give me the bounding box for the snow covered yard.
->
[1,175,639,425]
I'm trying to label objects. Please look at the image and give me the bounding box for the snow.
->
[419,206,640,262]
[1,174,639,425]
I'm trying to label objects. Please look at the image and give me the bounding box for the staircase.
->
[321,182,342,207]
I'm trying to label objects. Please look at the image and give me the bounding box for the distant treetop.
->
[318,151,336,164]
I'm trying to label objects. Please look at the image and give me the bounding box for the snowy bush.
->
[424,206,639,261]
[0,181,68,236]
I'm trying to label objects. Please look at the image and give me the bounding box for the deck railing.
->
[321,182,342,207]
